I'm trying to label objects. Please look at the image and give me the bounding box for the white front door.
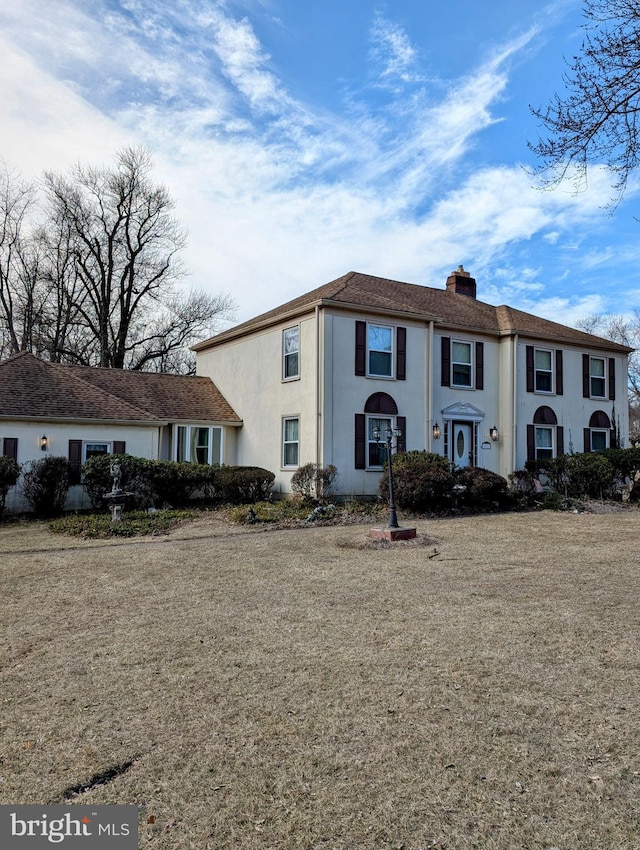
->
[453,422,472,467]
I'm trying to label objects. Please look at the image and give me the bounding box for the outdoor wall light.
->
[40,434,48,451]
[490,425,499,442]
[432,422,441,440]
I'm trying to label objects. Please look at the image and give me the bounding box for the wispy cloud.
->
[0,0,635,326]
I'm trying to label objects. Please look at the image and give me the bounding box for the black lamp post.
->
[373,424,401,529]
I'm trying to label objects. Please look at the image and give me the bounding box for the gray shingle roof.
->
[0,352,241,423]
[193,271,632,354]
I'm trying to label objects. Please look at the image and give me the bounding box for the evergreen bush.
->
[22,456,71,517]
[454,466,512,511]
[379,451,454,513]
[0,455,21,516]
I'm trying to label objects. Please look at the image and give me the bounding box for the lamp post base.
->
[370,526,417,542]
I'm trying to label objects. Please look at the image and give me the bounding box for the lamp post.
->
[373,424,401,529]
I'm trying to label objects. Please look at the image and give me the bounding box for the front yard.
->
[1,509,639,849]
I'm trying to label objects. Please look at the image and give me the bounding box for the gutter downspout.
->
[315,305,321,469]
[427,320,434,450]
[512,334,518,474]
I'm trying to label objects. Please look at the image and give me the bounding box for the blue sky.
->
[0,0,638,326]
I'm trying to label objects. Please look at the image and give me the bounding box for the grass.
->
[1,508,640,849]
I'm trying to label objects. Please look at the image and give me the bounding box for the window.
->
[368,324,393,377]
[2,437,18,461]
[535,427,554,460]
[175,425,223,465]
[590,357,606,398]
[283,326,299,379]
[283,417,299,467]
[85,442,111,461]
[528,406,564,461]
[535,349,553,392]
[452,341,472,387]
[367,416,392,468]
[591,430,608,451]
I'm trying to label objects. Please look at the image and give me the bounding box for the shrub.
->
[454,466,512,511]
[565,452,616,499]
[214,466,275,504]
[22,456,71,516]
[0,455,21,516]
[146,460,212,507]
[379,451,454,513]
[597,447,640,498]
[82,454,153,510]
[291,463,339,500]
[525,455,570,495]
[49,509,195,538]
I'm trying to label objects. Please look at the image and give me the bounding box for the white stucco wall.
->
[196,311,320,493]
[2,420,160,512]
[514,340,629,469]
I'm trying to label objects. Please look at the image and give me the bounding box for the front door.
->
[452,422,472,467]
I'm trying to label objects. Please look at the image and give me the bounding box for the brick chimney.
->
[446,265,476,298]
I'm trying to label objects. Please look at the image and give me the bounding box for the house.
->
[193,267,633,497]
[0,352,242,512]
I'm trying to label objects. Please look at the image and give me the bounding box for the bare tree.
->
[0,163,40,358]
[0,148,235,371]
[529,0,640,206]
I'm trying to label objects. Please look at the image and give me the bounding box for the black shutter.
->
[68,439,83,485]
[475,341,484,390]
[355,414,366,469]
[608,358,616,400]
[526,346,535,393]
[584,428,591,453]
[582,354,590,398]
[396,416,406,453]
[527,425,535,462]
[556,426,564,456]
[113,441,126,455]
[2,437,18,461]
[555,350,563,395]
[396,327,406,381]
[441,337,451,387]
[355,321,366,376]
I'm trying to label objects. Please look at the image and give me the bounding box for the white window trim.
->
[282,416,300,468]
[590,429,609,451]
[451,339,473,389]
[83,441,112,462]
[282,325,300,381]
[173,425,224,465]
[534,347,554,394]
[590,356,607,399]
[366,414,395,470]
[367,323,394,379]
[535,425,555,460]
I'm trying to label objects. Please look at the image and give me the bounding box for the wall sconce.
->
[40,434,48,452]
[432,422,441,440]
[489,425,499,442]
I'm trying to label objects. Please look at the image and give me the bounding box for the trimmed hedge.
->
[454,466,512,511]
[378,451,455,513]
[81,456,275,509]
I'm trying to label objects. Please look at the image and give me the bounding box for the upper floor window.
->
[535,349,553,392]
[441,337,483,390]
[590,356,606,398]
[355,321,406,380]
[283,326,299,380]
[368,324,393,377]
[526,345,563,395]
[451,340,472,387]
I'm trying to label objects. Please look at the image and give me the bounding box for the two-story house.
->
[194,267,632,497]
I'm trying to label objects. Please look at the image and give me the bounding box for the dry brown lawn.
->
[1,509,640,849]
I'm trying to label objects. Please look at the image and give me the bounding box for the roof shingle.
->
[0,352,241,424]
[193,271,632,354]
